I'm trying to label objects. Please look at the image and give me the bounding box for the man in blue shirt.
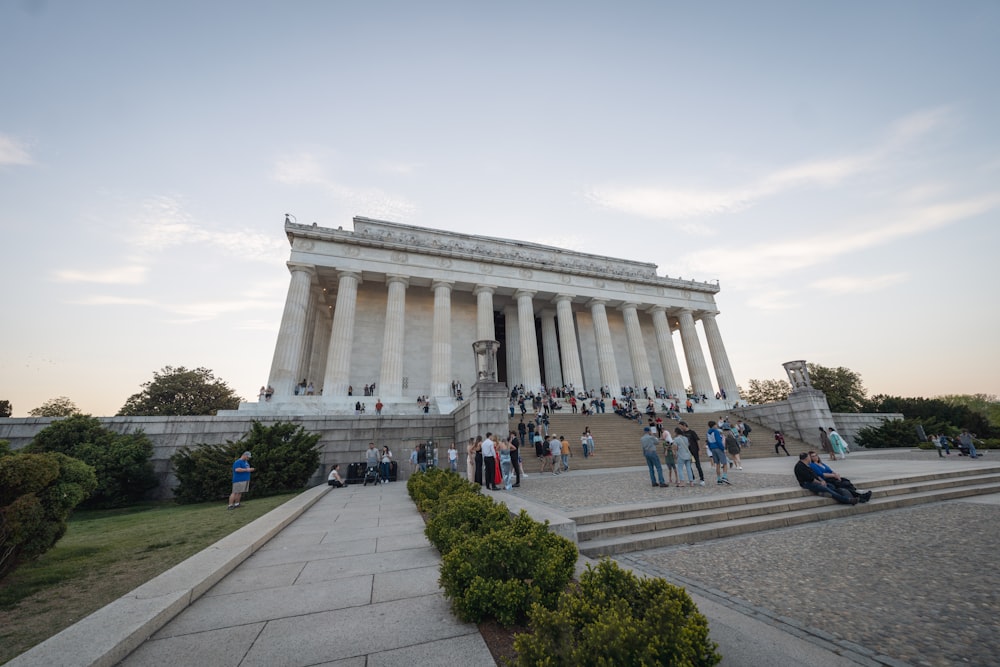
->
[228,451,255,510]
[706,420,730,485]
[807,451,871,503]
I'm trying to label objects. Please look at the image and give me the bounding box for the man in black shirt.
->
[794,452,857,505]
[678,421,705,485]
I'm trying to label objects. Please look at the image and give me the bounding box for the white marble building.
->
[240,216,740,414]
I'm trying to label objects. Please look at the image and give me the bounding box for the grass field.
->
[0,493,299,665]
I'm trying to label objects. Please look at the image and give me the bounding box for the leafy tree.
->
[25,415,158,508]
[0,400,11,418]
[938,394,1000,432]
[862,395,994,437]
[853,417,954,448]
[28,397,81,418]
[0,448,97,580]
[171,421,321,504]
[808,364,867,413]
[118,366,242,416]
[741,378,791,405]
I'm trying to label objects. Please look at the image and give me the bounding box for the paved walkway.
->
[120,483,493,667]
[12,449,998,666]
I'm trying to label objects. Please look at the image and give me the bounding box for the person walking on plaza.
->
[828,427,850,459]
[642,426,667,487]
[548,435,562,475]
[774,430,790,456]
[794,452,858,505]
[819,427,836,460]
[228,451,255,510]
[560,436,572,472]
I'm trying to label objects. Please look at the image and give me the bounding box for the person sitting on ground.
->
[793,452,858,505]
[327,464,345,487]
[808,451,871,503]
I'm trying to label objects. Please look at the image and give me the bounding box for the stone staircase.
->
[508,411,812,470]
[570,466,1000,557]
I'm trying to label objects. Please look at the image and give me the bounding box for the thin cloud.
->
[810,273,909,295]
[683,193,1000,284]
[73,295,156,306]
[69,294,279,323]
[129,195,287,262]
[53,265,148,285]
[0,134,33,165]
[273,152,417,220]
[585,107,953,222]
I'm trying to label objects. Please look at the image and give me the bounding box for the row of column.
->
[267,265,740,401]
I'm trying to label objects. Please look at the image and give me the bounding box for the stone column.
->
[307,302,332,392]
[588,298,620,394]
[676,308,714,397]
[648,306,685,398]
[504,304,521,388]
[296,287,320,386]
[700,311,740,402]
[539,309,562,388]
[322,270,362,396]
[378,275,409,398]
[431,280,454,397]
[474,284,497,341]
[515,289,542,392]
[620,303,654,393]
[554,295,584,391]
[267,262,315,397]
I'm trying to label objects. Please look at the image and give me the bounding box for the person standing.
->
[642,427,667,488]
[548,434,562,475]
[560,436,572,471]
[819,427,835,460]
[674,428,695,487]
[448,443,458,472]
[228,451,255,510]
[706,420,730,485]
[380,445,394,482]
[828,428,849,459]
[678,421,706,486]
[375,398,384,415]
[482,432,498,490]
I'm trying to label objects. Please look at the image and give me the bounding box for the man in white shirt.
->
[549,435,562,476]
[482,432,498,490]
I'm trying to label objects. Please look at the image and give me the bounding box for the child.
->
[663,437,679,486]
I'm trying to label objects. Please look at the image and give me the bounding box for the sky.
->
[2,0,998,417]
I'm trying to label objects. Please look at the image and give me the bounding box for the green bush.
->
[425,492,511,555]
[513,559,721,666]
[408,467,481,513]
[854,417,956,449]
[439,510,577,626]
[171,421,321,504]
[25,415,157,508]
[0,450,97,580]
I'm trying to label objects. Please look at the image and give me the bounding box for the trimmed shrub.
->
[408,467,481,513]
[439,510,577,626]
[25,415,157,508]
[513,559,721,666]
[171,421,321,503]
[0,450,97,580]
[425,492,511,555]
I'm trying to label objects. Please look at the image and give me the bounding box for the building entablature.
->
[285,218,720,313]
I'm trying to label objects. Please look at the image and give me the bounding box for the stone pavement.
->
[511,449,1000,667]
[119,482,493,667]
[11,448,997,666]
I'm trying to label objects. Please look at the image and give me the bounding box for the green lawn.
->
[0,493,300,664]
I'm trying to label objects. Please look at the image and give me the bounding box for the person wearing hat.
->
[228,451,255,510]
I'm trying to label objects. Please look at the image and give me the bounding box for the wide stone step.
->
[578,479,1000,558]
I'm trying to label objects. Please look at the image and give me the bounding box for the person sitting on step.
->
[807,451,871,503]
[793,452,858,505]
